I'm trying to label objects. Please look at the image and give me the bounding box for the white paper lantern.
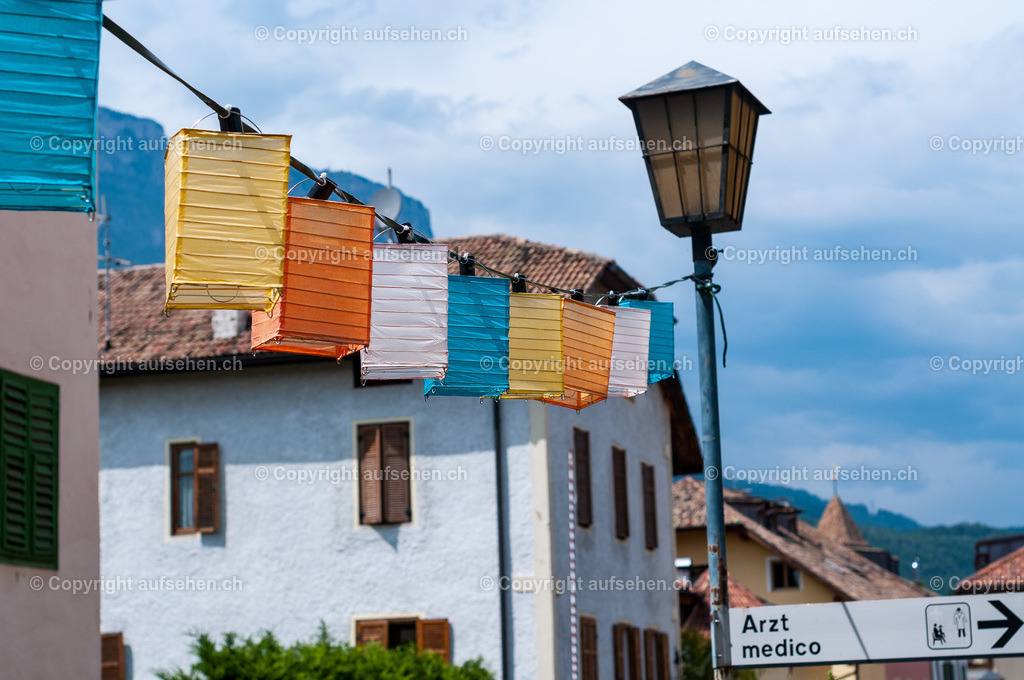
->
[360,243,449,381]
[605,306,651,397]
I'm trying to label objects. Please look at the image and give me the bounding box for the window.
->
[613,623,641,680]
[580,615,599,680]
[0,368,58,569]
[574,428,592,527]
[612,447,629,540]
[101,632,125,680]
[768,558,800,591]
[641,463,657,550]
[357,422,411,525]
[170,442,219,535]
[355,617,450,663]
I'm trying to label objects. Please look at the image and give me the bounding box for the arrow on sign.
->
[978,600,1023,649]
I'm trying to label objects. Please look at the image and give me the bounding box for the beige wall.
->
[0,211,100,680]
[676,527,836,605]
[677,527,891,680]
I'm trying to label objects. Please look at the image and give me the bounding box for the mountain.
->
[95,107,431,266]
[723,479,1024,593]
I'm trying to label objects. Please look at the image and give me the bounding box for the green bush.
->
[156,622,494,680]
[677,627,757,680]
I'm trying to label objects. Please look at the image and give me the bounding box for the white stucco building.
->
[0,210,101,680]
[98,235,701,680]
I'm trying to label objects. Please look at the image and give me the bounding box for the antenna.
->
[97,196,132,351]
[370,168,403,243]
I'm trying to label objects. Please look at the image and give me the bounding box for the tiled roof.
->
[681,570,765,635]
[672,478,932,602]
[817,495,871,550]
[97,234,643,363]
[446,234,642,295]
[956,544,1024,594]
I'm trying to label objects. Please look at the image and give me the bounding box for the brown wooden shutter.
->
[612,447,629,539]
[627,626,641,680]
[574,428,592,527]
[657,632,670,680]
[194,443,219,533]
[358,425,382,524]
[612,623,624,680]
[382,423,411,523]
[417,618,451,664]
[580,616,599,680]
[644,629,657,680]
[101,632,125,680]
[356,619,388,647]
[641,463,657,550]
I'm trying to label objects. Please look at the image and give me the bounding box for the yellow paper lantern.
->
[503,293,564,399]
[542,299,615,409]
[164,128,291,313]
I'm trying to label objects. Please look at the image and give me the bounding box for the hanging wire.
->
[101,13,730,332]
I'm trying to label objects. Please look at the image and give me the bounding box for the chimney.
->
[211,310,249,340]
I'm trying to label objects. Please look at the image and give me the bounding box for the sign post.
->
[730,593,1024,668]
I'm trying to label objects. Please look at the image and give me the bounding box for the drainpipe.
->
[494,399,513,679]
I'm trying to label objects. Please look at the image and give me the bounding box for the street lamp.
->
[621,62,769,680]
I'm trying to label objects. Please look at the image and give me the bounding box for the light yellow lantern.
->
[503,292,564,399]
[164,128,291,313]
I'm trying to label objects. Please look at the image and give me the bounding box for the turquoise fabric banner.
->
[0,0,101,211]
[620,299,674,383]
[425,276,510,398]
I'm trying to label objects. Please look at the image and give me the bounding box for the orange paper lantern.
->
[251,197,375,358]
[542,299,616,409]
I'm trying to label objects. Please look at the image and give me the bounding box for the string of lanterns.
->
[3,4,694,409]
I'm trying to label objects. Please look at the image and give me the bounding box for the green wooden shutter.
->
[0,368,58,569]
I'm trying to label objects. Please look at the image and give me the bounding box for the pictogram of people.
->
[953,607,967,638]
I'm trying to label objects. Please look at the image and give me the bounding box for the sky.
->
[96,0,1024,527]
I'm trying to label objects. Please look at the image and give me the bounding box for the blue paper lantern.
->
[0,0,102,212]
[425,276,510,399]
[621,299,674,383]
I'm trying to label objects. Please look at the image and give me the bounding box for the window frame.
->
[356,420,413,526]
[0,367,59,570]
[169,441,220,536]
[766,556,802,592]
[354,616,450,663]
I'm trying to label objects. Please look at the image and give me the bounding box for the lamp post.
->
[621,62,769,680]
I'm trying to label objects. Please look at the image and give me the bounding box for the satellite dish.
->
[370,168,403,242]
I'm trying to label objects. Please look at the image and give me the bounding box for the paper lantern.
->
[604,306,652,398]
[621,299,674,383]
[0,0,101,211]
[503,293,563,399]
[251,197,375,358]
[361,243,449,381]
[164,128,291,313]
[425,276,510,398]
[542,300,616,410]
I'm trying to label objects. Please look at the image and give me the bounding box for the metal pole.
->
[691,227,731,680]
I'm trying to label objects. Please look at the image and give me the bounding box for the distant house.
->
[98,234,702,680]
[956,541,1024,680]
[673,479,933,680]
[0,211,101,679]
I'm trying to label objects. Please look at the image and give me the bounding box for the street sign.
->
[730,593,1024,668]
